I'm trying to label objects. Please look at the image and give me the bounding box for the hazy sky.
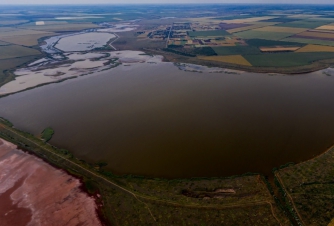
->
[1,0,334,4]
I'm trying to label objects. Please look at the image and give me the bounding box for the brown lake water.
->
[0,62,334,178]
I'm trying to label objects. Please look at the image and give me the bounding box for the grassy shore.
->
[275,146,334,226]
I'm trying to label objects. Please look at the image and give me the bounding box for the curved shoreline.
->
[1,118,332,225]
[0,116,332,181]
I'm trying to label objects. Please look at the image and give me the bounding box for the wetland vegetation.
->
[41,127,54,142]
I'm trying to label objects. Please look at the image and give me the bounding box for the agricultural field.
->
[244,52,334,67]
[293,30,334,40]
[226,23,275,33]
[253,26,307,34]
[188,30,230,37]
[234,30,293,41]
[145,12,334,71]
[316,23,334,30]
[0,28,51,37]
[0,45,41,60]
[0,5,333,76]
[274,20,329,29]
[213,46,261,55]
[296,44,334,52]
[282,37,334,46]
[259,46,301,52]
[198,55,252,66]
[0,33,55,46]
[245,39,305,47]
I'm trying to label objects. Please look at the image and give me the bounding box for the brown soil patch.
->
[294,31,334,40]
[260,46,301,52]
[198,55,252,66]
[296,44,334,52]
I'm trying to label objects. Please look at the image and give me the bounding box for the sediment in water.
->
[0,138,102,226]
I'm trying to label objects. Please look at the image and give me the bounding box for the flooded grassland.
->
[0,51,162,95]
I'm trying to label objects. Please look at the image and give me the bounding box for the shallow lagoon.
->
[55,32,116,52]
[0,62,334,178]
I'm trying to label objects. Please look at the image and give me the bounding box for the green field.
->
[188,30,230,37]
[261,17,298,23]
[244,52,334,67]
[213,46,261,55]
[234,30,294,41]
[282,37,334,47]
[275,20,330,29]
[0,45,41,60]
[246,39,305,47]
[191,46,217,56]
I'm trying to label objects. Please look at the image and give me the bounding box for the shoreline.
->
[0,116,331,181]
[144,48,334,75]
[1,117,332,225]
[0,49,332,99]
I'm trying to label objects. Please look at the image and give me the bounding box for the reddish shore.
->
[0,138,102,226]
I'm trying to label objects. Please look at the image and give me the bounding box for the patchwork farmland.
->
[148,13,334,71]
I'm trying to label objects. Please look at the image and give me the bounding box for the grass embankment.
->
[0,118,291,225]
